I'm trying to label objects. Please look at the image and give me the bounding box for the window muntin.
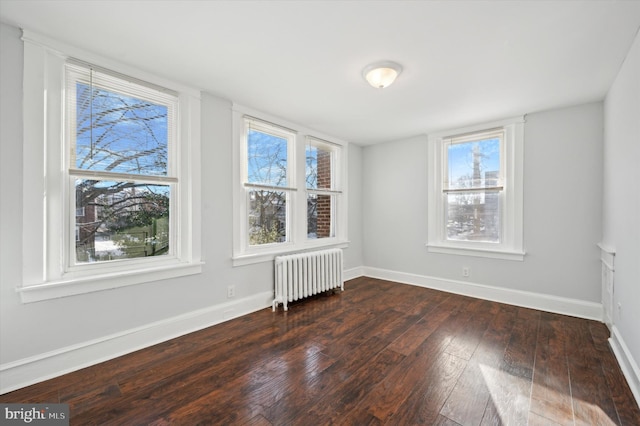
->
[243,119,295,247]
[443,131,503,243]
[66,63,178,266]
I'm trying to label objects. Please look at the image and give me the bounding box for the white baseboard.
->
[609,325,640,406]
[362,266,603,321]
[344,266,365,281]
[0,291,273,395]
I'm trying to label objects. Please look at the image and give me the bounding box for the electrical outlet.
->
[462,267,470,277]
[227,285,235,298]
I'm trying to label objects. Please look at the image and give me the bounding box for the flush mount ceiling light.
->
[362,61,402,89]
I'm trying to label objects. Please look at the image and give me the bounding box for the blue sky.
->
[75,83,168,176]
[447,137,500,188]
[247,129,288,186]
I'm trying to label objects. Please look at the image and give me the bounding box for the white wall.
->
[603,31,640,400]
[362,102,604,311]
[0,22,364,392]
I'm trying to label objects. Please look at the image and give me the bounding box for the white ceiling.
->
[1,1,639,145]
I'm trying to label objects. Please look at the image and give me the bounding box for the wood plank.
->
[440,303,518,425]
[296,347,406,424]
[477,308,540,425]
[386,293,461,356]
[565,316,620,425]
[528,311,574,425]
[480,399,503,426]
[145,341,332,425]
[262,309,415,424]
[501,307,540,381]
[443,299,498,361]
[528,410,565,425]
[392,351,468,424]
[435,414,464,425]
[349,296,480,423]
[589,322,640,425]
[389,285,450,317]
[59,381,121,418]
[82,337,328,424]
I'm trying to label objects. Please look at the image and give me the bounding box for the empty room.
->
[1,1,639,424]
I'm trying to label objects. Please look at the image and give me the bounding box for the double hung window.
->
[427,118,524,260]
[443,129,503,243]
[66,62,177,264]
[233,108,347,265]
[19,32,201,302]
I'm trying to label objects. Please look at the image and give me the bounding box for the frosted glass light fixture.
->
[362,61,402,88]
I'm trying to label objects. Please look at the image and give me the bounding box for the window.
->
[19,32,202,302]
[427,117,524,260]
[66,62,177,264]
[444,129,503,243]
[233,107,347,265]
[306,137,339,239]
[245,119,294,246]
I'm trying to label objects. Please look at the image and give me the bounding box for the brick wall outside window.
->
[316,150,332,238]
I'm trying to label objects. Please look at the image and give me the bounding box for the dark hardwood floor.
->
[2,277,639,425]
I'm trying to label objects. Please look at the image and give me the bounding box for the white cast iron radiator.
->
[273,248,344,311]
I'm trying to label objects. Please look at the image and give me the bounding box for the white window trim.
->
[427,116,525,261]
[232,104,348,266]
[18,30,203,303]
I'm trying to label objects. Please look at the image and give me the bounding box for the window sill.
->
[232,240,350,267]
[17,261,204,303]
[426,243,525,261]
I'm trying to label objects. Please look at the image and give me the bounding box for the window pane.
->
[447,137,500,189]
[75,83,168,176]
[75,180,170,263]
[306,144,332,190]
[307,193,334,239]
[248,190,287,245]
[247,129,288,187]
[446,191,500,242]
